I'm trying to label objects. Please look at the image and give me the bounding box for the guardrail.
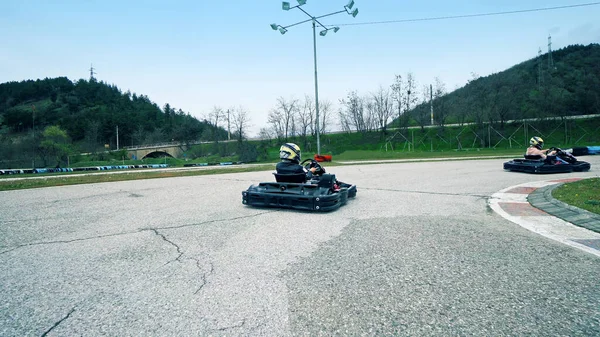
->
[0,164,170,176]
[183,161,244,167]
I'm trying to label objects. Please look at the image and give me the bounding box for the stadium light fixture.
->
[271,1,359,155]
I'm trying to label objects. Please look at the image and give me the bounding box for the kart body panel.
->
[503,150,591,174]
[242,173,357,212]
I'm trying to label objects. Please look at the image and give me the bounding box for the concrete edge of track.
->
[489,178,600,258]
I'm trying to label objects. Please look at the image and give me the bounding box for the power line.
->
[327,2,600,27]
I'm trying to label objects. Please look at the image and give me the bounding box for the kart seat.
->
[273,172,306,183]
[524,154,543,160]
[317,174,336,188]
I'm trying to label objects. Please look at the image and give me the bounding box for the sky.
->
[1,0,599,136]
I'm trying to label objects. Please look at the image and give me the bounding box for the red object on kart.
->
[314,154,332,162]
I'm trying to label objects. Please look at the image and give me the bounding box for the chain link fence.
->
[383,116,600,152]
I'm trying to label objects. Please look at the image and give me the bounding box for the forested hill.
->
[408,43,600,128]
[0,77,225,150]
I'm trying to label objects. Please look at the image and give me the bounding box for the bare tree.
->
[318,99,333,135]
[391,74,405,128]
[225,107,232,141]
[290,113,297,138]
[299,95,333,136]
[338,106,352,133]
[433,77,448,128]
[416,84,431,130]
[276,96,298,140]
[208,106,223,143]
[267,108,285,140]
[231,106,251,143]
[372,85,394,134]
[339,91,368,132]
[363,95,378,132]
[258,127,274,141]
[297,95,314,142]
[404,72,419,121]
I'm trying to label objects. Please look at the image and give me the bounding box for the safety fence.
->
[383,117,600,152]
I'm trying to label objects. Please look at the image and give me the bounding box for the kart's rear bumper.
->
[242,182,357,212]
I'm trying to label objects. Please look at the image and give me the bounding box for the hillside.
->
[408,43,600,129]
[0,77,224,145]
[0,77,229,167]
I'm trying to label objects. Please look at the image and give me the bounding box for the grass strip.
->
[0,165,272,191]
[552,177,600,215]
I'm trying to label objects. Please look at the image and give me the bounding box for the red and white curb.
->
[489,178,600,258]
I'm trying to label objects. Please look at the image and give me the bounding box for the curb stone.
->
[489,179,600,257]
[528,183,600,233]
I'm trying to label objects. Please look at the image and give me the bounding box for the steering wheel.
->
[301,158,325,175]
[547,147,562,155]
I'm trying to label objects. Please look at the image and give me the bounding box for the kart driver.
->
[276,143,317,179]
[526,136,556,158]
[527,136,567,163]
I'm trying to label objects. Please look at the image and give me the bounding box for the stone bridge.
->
[124,142,189,160]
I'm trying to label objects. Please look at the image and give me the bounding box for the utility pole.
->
[32,105,36,168]
[227,109,231,141]
[537,47,543,88]
[406,89,411,116]
[430,84,433,125]
[90,64,96,80]
[547,35,554,69]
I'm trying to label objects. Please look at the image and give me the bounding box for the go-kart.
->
[503,147,591,174]
[242,159,357,212]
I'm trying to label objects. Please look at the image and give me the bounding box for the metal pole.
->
[227,109,231,141]
[32,105,35,168]
[116,125,119,150]
[312,19,321,156]
[430,84,433,125]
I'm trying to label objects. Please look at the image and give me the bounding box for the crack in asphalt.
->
[360,186,489,198]
[146,229,215,294]
[215,319,246,331]
[194,261,215,295]
[151,210,278,231]
[149,229,184,263]
[40,307,75,337]
[0,231,140,255]
[215,177,269,182]
[0,210,277,255]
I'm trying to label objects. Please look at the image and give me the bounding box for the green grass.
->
[0,150,518,190]
[0,165,273,191]
[552,178,600,215]
[333,148,523,161]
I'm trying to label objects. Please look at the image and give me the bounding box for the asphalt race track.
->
[1,156,599,336]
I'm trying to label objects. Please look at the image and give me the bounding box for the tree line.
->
[0,77,240,166]
[257,44,599,150]
[1,43,598,166]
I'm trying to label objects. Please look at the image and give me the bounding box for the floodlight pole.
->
[311,18,321,155]
[271,1,358,156]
